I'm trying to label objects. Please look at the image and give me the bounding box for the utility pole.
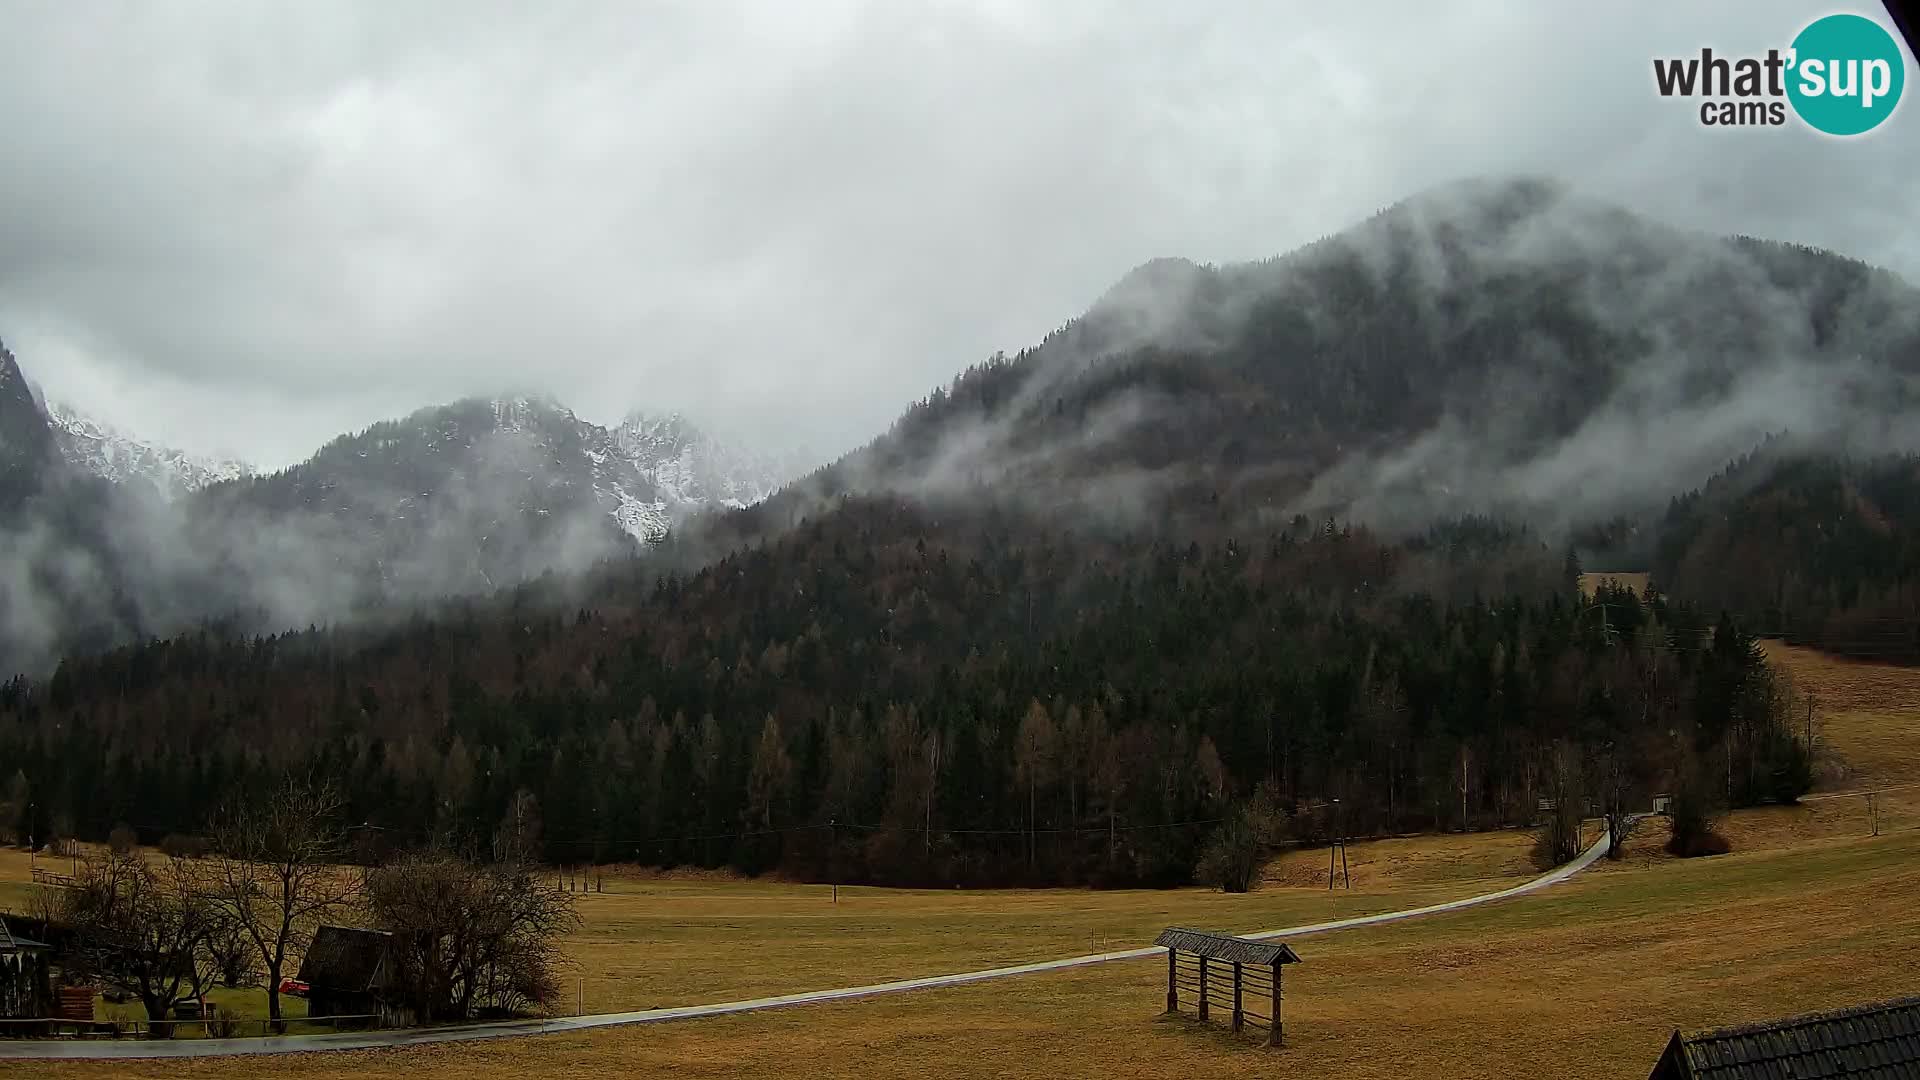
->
[1326,798,1349,890]
[925,738,937,860]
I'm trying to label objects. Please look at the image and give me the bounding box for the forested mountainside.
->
[7,178,1919,678]
[0,497,1805,886]
[1652,447,1920,661]
[786,178,1920,536]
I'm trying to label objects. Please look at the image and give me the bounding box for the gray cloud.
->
[0,1,1914,470]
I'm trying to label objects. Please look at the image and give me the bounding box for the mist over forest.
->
[3,177,1918,884]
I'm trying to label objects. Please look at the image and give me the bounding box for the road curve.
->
[1,824,1620,1060]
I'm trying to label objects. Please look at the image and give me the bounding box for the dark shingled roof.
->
[297,925,395,994]
[1152,928,1301,966]
[1648,997,1920,1080]
[0,919,48,952]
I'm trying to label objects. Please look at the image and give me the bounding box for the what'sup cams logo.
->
[1654,12,1906,134]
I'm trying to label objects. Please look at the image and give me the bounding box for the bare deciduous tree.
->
[210,777,359,1030]
[1592,738,1648,860]
[492,788,544,864]
[60,849,221,1033]
[364,848,580,1022]
[1534,739,1587,868]
[203,916,259,989]
[1013,700,1058,872]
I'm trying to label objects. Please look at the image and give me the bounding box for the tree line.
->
[1,497,1812,888]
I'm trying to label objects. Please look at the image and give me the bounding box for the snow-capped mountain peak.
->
[611,409,797,510]
[45,403,252,499]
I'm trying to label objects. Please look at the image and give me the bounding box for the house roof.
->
[1152,928,1301,966]
[1650,996,1920,1079]
[0,918,49,952]
[296,925,395,993]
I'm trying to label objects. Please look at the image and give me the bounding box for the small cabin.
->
[296,925,411,1028]
[0,919,54,1020]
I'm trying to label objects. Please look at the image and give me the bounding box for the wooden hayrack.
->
[1154,928,1301,1047]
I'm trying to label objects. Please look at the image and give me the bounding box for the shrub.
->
[1195,785,1283,893]
[1668,827,1731,858]
[1766,732,1815,804]
[159,833,209,860]
[108,823,138,855]
[1666,758,1731,859]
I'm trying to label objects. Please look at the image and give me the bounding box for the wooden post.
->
[1165,948,1177,1012]
[1268,961,1283,1047]
[1232,962,1244,1032]
[1197,956,1209,1022]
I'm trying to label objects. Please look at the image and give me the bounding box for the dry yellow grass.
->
[0,832,1542,1017]
[1262,826,1545,889]
[1589,798,1919,876]
[28,828,1920,1080]
[546,869,1497,1014]
[1762,639,1920,789]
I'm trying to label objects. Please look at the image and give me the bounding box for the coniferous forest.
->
[0,498,1812,887]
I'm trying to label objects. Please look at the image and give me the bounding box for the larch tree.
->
[1013,699,1058,872]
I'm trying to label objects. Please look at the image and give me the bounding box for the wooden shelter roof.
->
[1152,928,1301,966]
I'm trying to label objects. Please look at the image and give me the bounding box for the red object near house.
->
[278,977,310,999]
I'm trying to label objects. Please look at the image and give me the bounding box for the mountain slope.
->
[0,341,57,511]
[10,176,1920,679]
[0,368,807,676]
[612,411,800,511]
[798,177,1920,538]
[45,403,251,498]
[1654,446,1920,659]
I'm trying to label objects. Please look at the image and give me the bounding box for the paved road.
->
[1,824,1621,1060]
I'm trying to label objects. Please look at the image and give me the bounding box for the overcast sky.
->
[1,1,1914,470]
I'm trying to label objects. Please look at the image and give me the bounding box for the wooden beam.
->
[1165,947,1177,1013]
[1268,960,1283,1047]
[1198,956,1209,1022]
[1232,961,1244,1032]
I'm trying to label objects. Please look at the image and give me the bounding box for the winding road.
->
[1,824,1620,1061]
